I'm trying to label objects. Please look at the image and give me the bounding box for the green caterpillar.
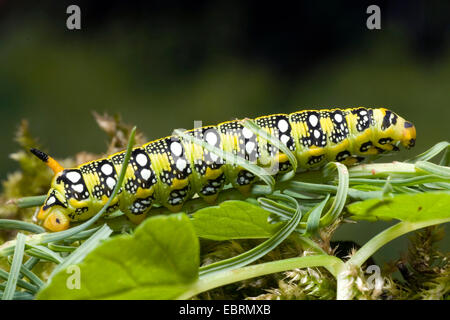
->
[31,107,416,231]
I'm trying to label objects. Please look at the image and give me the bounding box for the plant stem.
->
[178,254,343,300]
[348,218,450,268]
[333,218,450,300]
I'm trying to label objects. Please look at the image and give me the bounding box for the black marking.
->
[106,203,120,214]
[56,169,90,201]
[378,138,393,145]
[329,110,349,144]
[256,115,295,153]
[237,170,255,186]
[30,148,49,162]
[130,195,154,215]
[336,150,351,162]
[351,108,372,132]
[307,154,325,165]
[375,147,385,153]
[381,110,398,131]
[359,141,373,152]
[75,207,89,215]
[278,159,292,172]
[42,190,67,211]
[168,185,190,206]
[404,121,414,128]
[200,173,226,196]
[199,127,224,168]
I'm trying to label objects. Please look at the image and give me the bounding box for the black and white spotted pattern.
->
[145,137,192,186]
[57,169,90,201]
[292,111,328,148]
[351,108,374,132]
[43,107,414,224]
[130,195,155,215]
[91,160,118,199]
[256,115,296,154]
[328,109,350,144]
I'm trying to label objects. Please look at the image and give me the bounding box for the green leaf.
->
[198,193,302,276]
[305,195,330,236]
[347,192,450,222]
[191,200,282,240]
[37,213,199,300]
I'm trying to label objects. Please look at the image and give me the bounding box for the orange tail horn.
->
[30,148,64,174]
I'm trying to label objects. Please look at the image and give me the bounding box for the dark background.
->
[0,1,449,262]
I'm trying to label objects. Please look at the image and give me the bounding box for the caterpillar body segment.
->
[35,107,416,231]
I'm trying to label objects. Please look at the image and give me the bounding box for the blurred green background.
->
[0,1,448,263]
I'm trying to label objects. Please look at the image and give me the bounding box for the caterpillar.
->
[31,107,416,231]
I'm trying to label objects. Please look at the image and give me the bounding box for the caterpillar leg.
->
[235,170,256,196]
[122,195,154,224]
[125,212,147,224]
[198,173,227,204]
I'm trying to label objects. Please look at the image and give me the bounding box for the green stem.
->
[348,218,450,268]
[334,218,450,300]
[178,255,343,300]
[14,195,47,208]
[0,219,45,234]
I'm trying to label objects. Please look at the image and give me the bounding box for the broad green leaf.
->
[37,213,199,300]
[191,200,282,240]
[347,192,450,222]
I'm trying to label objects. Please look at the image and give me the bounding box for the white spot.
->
[363,116,368,122]
[242,127,253,139]
[101,163,113,176]
[206,131,218,145]
[106,177,116,190]
[277,119,289,133]
[210,153,219,162]
[47,196,56,205]
[72,184,84,193]
[280,134,290,145]
[309,114,319,127]
[141,169,151,180]
[334,113,343,122]
[136,153,147,167]
[170,142,183,157]
[245,141,255,154]
[176,159,187,171]
[360,110,367,115]
[314,129,321,138]
[66,171,81,183]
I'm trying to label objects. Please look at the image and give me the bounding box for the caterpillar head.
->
[375,109,416,151]
[401,120,416,149]
[38,186,71,232]
[30,149,72,231]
